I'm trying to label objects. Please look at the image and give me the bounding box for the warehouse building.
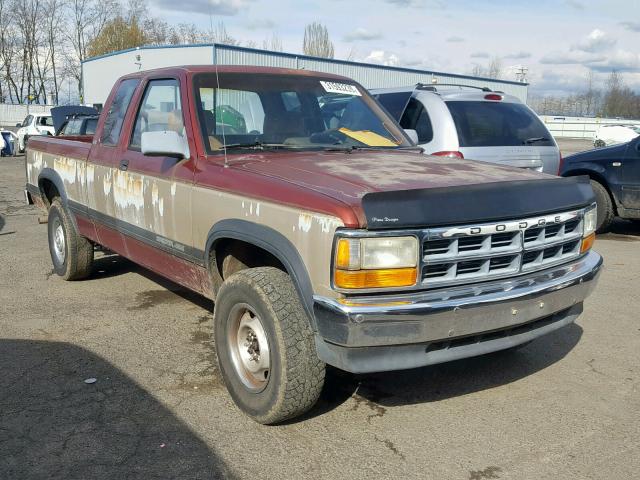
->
[82,43,528,107]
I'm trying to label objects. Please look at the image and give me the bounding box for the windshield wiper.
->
[222,141,293,150]
[523,136,550,144]
[323,145,424,153]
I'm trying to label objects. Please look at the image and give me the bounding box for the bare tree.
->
[303,22,334,58]
[262,33,283,52]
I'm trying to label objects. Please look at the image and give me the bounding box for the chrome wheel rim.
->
[227,303,271,392]
[52,218,66,264]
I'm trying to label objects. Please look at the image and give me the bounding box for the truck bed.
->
[28,135,92,161]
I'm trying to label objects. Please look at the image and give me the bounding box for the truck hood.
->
[227,150,594,229]
[230,150,545,202]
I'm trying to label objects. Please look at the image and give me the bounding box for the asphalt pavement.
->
[1,153,639,480]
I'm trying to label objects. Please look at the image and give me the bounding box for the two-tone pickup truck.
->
[25,66,602,424]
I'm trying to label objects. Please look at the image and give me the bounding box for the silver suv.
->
[371,84,561,174]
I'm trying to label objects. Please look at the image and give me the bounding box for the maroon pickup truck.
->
[25,66,602,424]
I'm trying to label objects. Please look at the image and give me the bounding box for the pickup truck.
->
[25,66,603,424]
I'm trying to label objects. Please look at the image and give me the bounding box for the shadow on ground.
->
[75,252,584,424]
[600,218,640,239]
[307,323,583,421]
[0,339,233,480]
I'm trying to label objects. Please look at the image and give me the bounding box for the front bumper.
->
[313,251,602,373]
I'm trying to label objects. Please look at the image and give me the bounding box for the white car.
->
[371,84,561,174]
[593,124,640,147]
[15,113,54,152]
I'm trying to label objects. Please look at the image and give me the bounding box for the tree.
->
[87,16,146,58]
[303,22,334,58]
[262,33,283,52]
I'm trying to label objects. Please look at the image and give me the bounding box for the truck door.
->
[620,137,640,211]
[87,78,140,254]
[115,77,199,285]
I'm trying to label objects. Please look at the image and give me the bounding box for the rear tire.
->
[213,267,325,424]
[590,180,614,233]
[47,198,93,280]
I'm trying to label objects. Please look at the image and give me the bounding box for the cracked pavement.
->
[1,152,639,479]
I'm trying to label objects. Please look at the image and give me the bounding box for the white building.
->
[82,43,529,107]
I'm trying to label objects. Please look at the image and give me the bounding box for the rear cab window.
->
[445,101,554,147]
[100,78,140,146]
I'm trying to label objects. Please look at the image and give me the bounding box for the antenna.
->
[214,62,228,167]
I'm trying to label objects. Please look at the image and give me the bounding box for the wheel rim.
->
[227,303,271,392]
[52,218,66,264]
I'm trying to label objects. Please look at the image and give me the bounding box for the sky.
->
[147,0,640,97]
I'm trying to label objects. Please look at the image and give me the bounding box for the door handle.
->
[119,159,129,171]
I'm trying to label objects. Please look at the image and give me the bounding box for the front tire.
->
[213,267,325,424]
[47,198,94,280]
[590,180,614,233]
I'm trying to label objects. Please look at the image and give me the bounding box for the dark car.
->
[560,135,640,232]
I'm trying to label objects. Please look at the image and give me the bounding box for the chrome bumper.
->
[313,251,602,373]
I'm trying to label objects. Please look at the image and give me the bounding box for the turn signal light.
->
[432,151,464,158]
[580,232,595,253]
[334,267,418,289]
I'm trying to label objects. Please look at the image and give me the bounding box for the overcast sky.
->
[148,0,640,96]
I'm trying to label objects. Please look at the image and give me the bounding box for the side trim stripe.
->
[67,199,206,266]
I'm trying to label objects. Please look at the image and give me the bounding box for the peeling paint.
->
[298,213,313,233]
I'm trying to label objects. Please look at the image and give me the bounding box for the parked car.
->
[0,129,18,156]
[25,66,602,424]
[371,84,561,174]
[50,106,100,137]
[561,135,640,232]
[593,124,640,148]
[15,113,54,152]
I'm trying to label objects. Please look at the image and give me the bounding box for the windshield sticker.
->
[320,81,362,96]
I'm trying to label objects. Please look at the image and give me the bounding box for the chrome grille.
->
[421,209,584,287]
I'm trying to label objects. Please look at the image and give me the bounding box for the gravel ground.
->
[1,154,639,480]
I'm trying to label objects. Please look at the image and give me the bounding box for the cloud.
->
[343,28,383,42]
[246,18,275,30]
[504,51,532,60]
[363,50,400,66]
[588,50,640,73]
[446,36,465,43]
[149,0,248,15]
[564,0,584,9]
[572,29,616,53]
[470,51,490,59]
[620,21,640,32]
[540,50,606,65]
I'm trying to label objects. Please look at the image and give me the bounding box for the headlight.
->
[581,204,597,253]
[334,236,418,289]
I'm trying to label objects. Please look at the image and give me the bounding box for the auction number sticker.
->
[320,81,362,96]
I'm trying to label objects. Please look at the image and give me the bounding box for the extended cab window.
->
[130,79,184,150]
[400,98,433,143]
[100,78,139,146]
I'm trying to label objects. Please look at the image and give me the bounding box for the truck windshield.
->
[193,73,410,153]
[445,101,555,147]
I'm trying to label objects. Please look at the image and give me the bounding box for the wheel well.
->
[38,178,60,207]
[564,170,617,214]
[209,238,286,297]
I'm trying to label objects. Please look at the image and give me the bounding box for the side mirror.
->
[404,128,419,144]
[16,123,21,127]
[141,131,189,159]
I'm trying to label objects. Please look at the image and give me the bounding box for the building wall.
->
[82,44,529,105]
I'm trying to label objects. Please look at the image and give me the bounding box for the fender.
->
[37,168,84,232]
[205,219,317,328]
[563,165,622,210]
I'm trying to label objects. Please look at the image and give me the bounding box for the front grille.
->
[421,209,584,287]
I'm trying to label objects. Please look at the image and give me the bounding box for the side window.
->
[130,79,183,150]
[63,119,82,135]
[85,118,98,135]
[40,116,54,127]
[100,78,139,146]
[374,92,412,122]
[400,98,434,144]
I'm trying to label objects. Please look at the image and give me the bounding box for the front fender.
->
[205,219,317,328]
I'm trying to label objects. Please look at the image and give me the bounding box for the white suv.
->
[15,113,54,152]
[371,84,561,174]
